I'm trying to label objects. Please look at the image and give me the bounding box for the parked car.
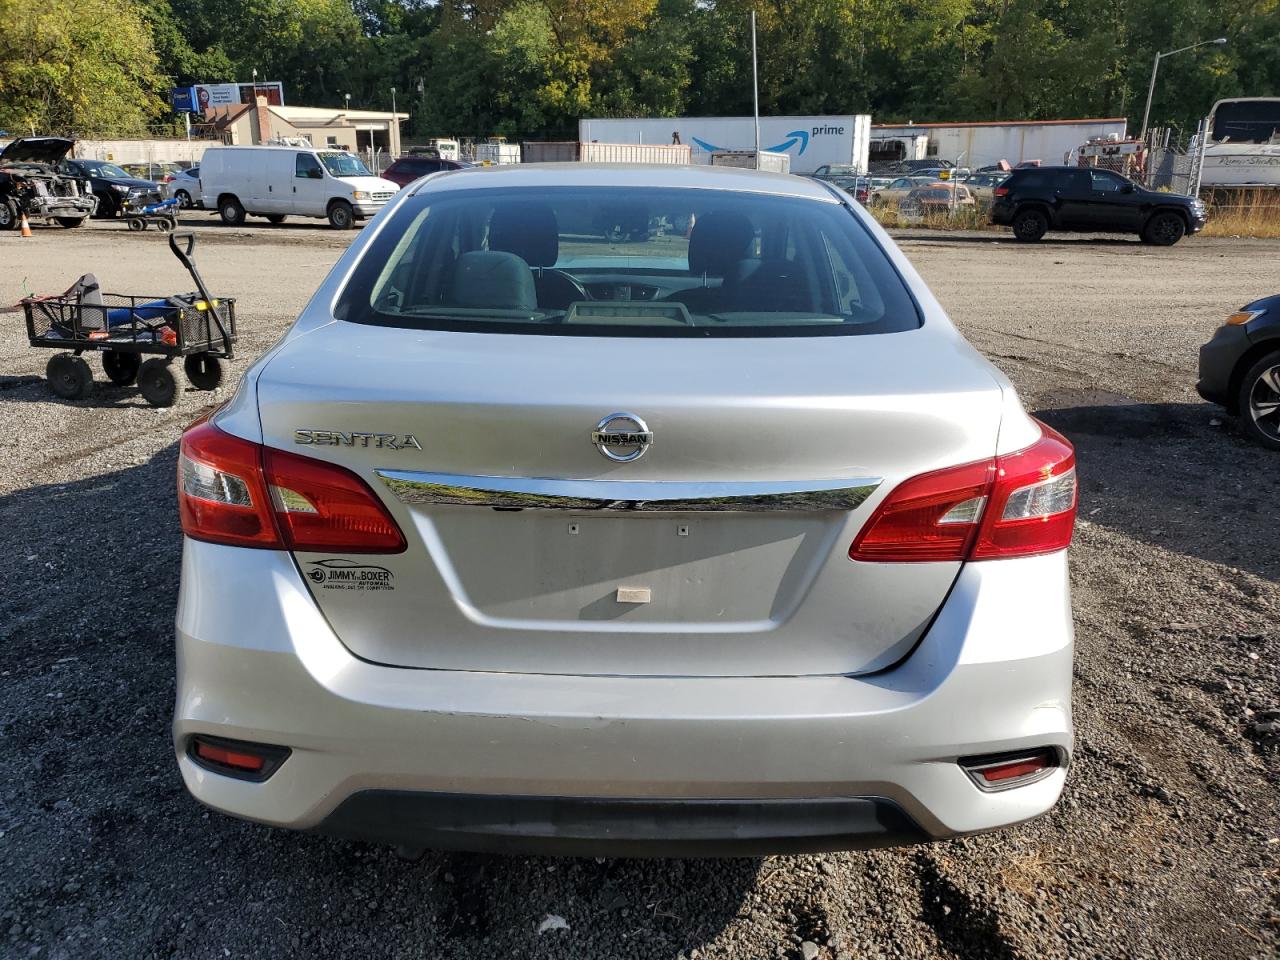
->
[381,155,475,188]
[122,161,183,184]
[1198,295,1280,450]
[960,171,1009,206]
[990,166,1207,244]
[900,183,976,216]
[56,158,162,218]
[0,137,97,229]
[165,166,202,209]
[809,163,860,180]
[172,163,1078,856]
[869,175,941,206]
[199,146,399,229]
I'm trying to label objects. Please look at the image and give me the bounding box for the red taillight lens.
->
[178,420,405,553]
[849,459,995,562]
[849,421,1076,563]
[179,419,279,547]
[994,185,1009,197]
[970,425,1076,560]
[263,448,406,553]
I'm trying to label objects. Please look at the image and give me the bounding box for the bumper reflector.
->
[959,748,1058,791]
[190,736,290,781]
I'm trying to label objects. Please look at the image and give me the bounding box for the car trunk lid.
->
[254,321,1005,677]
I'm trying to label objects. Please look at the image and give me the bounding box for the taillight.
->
[849,421,1076,563]
[179,420,278,547]
[178,420,405,553]
[994,185,1009,197]
[263,448,406,552]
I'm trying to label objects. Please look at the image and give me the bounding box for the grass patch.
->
[1200,189,1280,239]
[867,198,996,232]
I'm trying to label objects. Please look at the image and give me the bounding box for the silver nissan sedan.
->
[173,163,1077,856]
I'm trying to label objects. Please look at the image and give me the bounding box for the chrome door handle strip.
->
[375,470,881,512]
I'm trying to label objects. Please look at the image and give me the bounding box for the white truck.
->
[578,116,871,175]
[199,145,398,229]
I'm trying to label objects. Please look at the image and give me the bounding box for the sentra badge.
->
[295,429,421,451]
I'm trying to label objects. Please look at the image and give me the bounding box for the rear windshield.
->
[335,186,920,337]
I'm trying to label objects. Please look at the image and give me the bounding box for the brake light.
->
[849,421,1076,563]
[994,185,1009,197]
[178,419,405,553]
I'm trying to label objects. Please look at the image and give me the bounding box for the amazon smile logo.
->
[689,124,845,157]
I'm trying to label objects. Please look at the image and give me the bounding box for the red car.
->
[381,156,474,188]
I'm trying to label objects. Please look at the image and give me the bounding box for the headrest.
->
[450,251,537,311]
[688,211,755,278]
[489,203,559,268]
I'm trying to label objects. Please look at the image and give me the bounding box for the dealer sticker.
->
[305,559,395,592]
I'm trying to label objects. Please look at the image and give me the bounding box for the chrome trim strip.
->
[375,470,881,513]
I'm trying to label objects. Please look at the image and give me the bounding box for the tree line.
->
[0,0,1276,142]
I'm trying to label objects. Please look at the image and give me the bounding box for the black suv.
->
[990,166,1206,245]
[56,158,162,218]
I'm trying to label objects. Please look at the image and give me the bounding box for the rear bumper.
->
[318,792,927,857]
[174,541,1074,854]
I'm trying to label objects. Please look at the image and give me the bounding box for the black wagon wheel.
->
[46,354,93,400]
[127,217,146,232]
[1237,350,1280,451]
[155,216,176,233]
[137,358,178,407]
[184,352,224,391]
[102,350,141,386]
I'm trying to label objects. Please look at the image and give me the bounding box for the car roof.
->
[412,163,841,201]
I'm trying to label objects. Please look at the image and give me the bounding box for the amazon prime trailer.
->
[578,116,871,175]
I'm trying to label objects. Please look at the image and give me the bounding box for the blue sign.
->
[171,87,197,112]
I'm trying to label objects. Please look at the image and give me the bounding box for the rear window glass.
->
[335,186,920,338]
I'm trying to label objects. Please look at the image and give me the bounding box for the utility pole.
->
[751,10,761,170]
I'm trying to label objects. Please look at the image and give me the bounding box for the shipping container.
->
[871,118,1128,169]
[578,116,871,175]
[521,141,692,164]
[709,150,790,173]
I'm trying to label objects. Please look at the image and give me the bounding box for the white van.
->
[199,146,399,229]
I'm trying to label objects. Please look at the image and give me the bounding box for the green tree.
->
[0,0,169,137]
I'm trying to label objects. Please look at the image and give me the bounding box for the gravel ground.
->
[1,219,1277,960]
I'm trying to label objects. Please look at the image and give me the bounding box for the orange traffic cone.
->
[19,212,32,237]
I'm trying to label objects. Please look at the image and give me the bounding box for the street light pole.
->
[390,86,398,157]
[1139,37,1227,144]
[751,10,761,170]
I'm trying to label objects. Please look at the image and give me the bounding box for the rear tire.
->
[137,358,178,407]
[1141,211,1186,246]
[184,353,224,390]
[328,201,354,230]
[1236,349,1280,451]
[56,217,86,228]
[219,196,246,226]
[175,190,192,209]
[1012,207,1049,242]
[47,354,93,400]
[102,350,141,386]
[0,200,17,230]
[266,214,287,225]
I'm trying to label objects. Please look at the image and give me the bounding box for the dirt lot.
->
[1,218,1277,960]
